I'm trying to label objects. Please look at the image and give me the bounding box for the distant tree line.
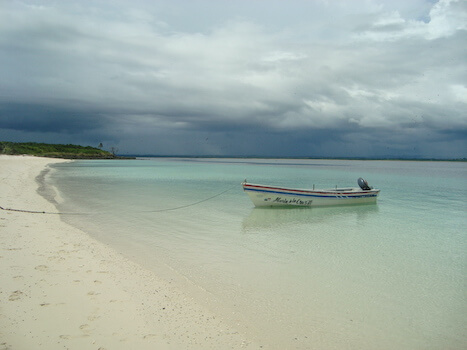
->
[0,141,119,159]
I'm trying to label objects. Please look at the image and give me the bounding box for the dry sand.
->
[0,155,258,350]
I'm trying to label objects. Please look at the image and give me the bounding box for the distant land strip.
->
[0,141,133,160]
[131,155,466,162]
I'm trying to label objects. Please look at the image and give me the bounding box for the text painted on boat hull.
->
[271,197,313,206]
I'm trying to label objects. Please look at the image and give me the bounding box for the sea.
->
[46,158,466,349]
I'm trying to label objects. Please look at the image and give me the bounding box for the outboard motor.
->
[358,177,371,190]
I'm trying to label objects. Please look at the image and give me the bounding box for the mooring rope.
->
[142,183,238,213]
[0,183,238,215]
[0,205,85,215]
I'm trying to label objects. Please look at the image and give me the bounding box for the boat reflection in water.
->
[242,204,379,233]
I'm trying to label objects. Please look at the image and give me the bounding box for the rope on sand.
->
[0,183,238,215]
[0,205,80,215]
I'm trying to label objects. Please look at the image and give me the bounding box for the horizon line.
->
[119,154,467,162]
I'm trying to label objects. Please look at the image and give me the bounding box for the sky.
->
[0,0,466,158]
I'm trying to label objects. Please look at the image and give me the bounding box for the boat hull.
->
[242,182,379,207]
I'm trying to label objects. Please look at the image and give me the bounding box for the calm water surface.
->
[48,158,466,349]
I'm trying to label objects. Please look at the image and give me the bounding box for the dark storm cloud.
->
[0,0,465,158]
[0,103,110,133]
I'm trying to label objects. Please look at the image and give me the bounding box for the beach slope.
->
[0,155,255,350]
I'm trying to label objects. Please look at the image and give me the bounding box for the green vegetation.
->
[0,141,120,159]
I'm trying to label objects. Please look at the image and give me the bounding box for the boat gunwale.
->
[242,182,380,197]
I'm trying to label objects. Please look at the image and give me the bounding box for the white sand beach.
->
[0,155,257,350]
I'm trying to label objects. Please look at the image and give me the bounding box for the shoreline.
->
[0,155,257,349]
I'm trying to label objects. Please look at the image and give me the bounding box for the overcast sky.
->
[1,0,466,158]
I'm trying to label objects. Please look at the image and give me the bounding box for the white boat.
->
[242,178,380,207]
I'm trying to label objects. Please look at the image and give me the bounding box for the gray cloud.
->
[0,0,465,158]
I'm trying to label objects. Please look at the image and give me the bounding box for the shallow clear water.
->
[49,158,466,349]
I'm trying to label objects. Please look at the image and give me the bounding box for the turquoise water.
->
[49,158,466,349]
